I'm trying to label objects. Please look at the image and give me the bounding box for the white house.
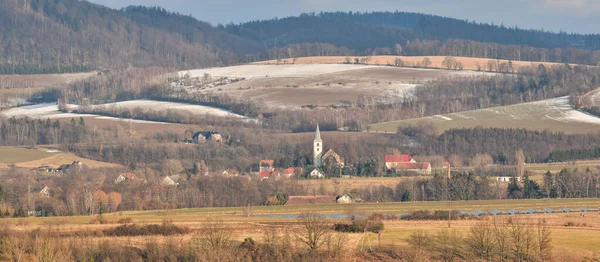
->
[496,176,521,182]
[309,168,325,179]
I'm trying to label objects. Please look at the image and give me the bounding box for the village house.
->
[309,168,325,179]
[281,167,302,179]
[336,194,362,204]
[259,160,275,173]
[384,153,432,175]
[259,171,280,180]
[222,169,239,176]
[114,173,138,184]
[161,175,185,186]
[39,186,51,198]
[192,131,223,144]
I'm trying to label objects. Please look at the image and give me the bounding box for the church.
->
[313,124,344,168]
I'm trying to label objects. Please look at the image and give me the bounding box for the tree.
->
[515,149,525,178]
[107,192,122,212]
[442,56,456,70]
[471,154,493,168]
[394,57,405,67]
[466,222,495,260]
[536,220,552,262]
[422,57,432,68]
[294,212,330,251]
[394,43,403,55]
[507,176,523,199]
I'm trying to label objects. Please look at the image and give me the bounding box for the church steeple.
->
[315,124,322,142]
[314,124,323,167]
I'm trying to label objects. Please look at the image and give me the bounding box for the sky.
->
[87,0,600,34]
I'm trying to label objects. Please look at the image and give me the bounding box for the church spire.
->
[315,124,322,142]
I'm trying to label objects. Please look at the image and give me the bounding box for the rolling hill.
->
[2,1,600,75]
[369,96,600,134]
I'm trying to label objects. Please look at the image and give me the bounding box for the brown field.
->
[0,147,120,169]
[254,55,576,71]
[77,116,194,138]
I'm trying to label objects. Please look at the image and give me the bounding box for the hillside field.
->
[180,64,492,108]
[254,55,575,71]
[369,96,600,134]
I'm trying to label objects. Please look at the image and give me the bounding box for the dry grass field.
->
[3,198,600,257]
[369,96,600,134]
[254,55,573,71]
[0,147,56,164]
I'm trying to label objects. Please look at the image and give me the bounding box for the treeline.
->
[409,127,600,164]
[229,11,600,65]
[547,147,600,162]
[0,166,306,216]
[355,168,600,203]
[0,117,90,146]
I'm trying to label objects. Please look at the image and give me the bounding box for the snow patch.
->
[435,115,452,121]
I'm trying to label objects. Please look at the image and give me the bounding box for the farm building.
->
[496,176,522,182]
[285,195,336,205]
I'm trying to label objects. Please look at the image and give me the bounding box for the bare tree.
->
[294,212,330,251]
[536,219,552,262]
[466,221,495,260]
[422,57,432,68]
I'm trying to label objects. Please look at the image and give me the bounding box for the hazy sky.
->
[87,0,600,34]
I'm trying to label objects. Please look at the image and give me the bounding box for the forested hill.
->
[0,1,266,74]
[227,11,600,50]
[2,1,600,75]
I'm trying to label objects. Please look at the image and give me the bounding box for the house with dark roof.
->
[192,131,223,144]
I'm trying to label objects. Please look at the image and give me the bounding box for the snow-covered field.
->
[1,100,247,124]
[91,100,245,118]
[0,103,166,124]
[371,96,600,134]
[175,64,492,109]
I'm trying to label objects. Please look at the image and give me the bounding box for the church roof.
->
[314,124,322,142]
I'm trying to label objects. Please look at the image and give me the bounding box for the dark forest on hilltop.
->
[2,0,600,74]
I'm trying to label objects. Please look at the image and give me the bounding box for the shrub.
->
[117,218,134,224]
[104,223,188,236]
[401,210,461,221]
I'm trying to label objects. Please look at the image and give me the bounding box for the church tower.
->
[314,124,323,167]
